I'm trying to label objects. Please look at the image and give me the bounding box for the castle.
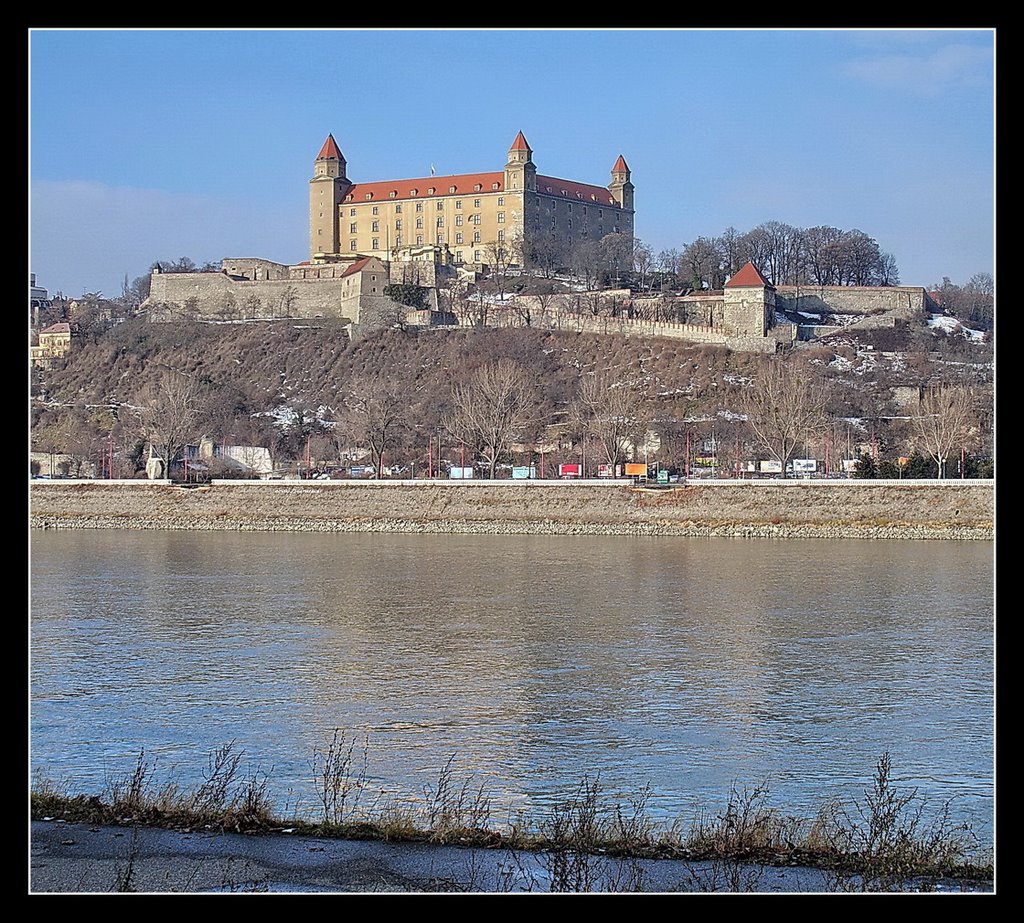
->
[141,130,931,349]
[310,131,634,268]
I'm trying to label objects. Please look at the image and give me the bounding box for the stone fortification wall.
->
[776,286,925,327]
[30,481,992,540]
[146,272,359,323]
[221,258,291,281]
[462,306,786,352]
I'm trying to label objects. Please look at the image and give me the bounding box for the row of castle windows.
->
[348,197,493,218]
[350,211,501,234]
[351,226,498,253]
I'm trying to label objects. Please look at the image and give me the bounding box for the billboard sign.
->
[792,458,817,473]
[511,466,536,480]
[597,464,614,478]
[759,460,783,474]
[449,466,474,479]
[559,464,582,478]
[625,463,648,477]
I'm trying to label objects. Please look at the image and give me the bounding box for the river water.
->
[29,530,994,845]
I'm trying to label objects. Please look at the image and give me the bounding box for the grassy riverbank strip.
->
[29,480,994,539]
[30,744,992,892]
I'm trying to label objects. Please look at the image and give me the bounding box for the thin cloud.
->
[840,42,992,95]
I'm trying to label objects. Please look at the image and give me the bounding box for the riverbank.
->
[35,820,991,893]
[30,744,993,893]
[30,480,994,539]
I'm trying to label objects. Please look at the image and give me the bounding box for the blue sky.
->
[29,28,994,298]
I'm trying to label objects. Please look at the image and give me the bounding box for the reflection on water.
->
[30,531,993,841]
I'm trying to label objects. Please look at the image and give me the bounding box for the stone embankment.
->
[30,480,994,540]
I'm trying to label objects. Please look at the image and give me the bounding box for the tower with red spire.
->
[309,134,351,259]
[504,130,536,193]
[609,154,633,212]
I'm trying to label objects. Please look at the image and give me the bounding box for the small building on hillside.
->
[30,322,72,369]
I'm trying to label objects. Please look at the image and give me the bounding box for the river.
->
[29,530,994,845]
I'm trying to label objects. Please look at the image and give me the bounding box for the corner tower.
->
[608,155,634,212]
[309,134,351,260]
[724,261,775,336]
[504,130,536,193]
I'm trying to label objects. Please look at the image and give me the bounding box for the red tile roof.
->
[725,261,772,288]
[612,154,630,174]
[509,130,531,152]
[317,134,344,160]
[41,322,71,334]
[536,175,619,207]
[345,172,506,203]
[341,257,375,278]
[343,170,620,208]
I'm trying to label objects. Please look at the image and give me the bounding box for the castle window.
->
[395,235,401,246]
[427,187,435,195]
[455,215,463,226]
[474,185,481,192]
[436,217,444,227]
[567,204,572,212]
[474,250,481,261]
[416,217,423,229]
[411,188,418,196]
[473,214,481,225]
[497,212,505,223]
[456,200,462,208]
[365,193,373,200]
[395,203,402,213]
[389,191,396,198]
[456,251,463,262]
[350,240,357,250]
[473,231,481,242]
[491,183,499,190]
[372,221,379,232]
[416,202,423,212]
[437,233,444,244]
[456,232,463,244]
[437,201,444,210]
[568,220,572,230]
[396,219,402,230]
[473,199,480,208]
[350,208,356,216]
[449,186,456,193]
[372,206,379,215]
[416,235,423,244]
[498,229,505,242]
[350,223,357,233]
[498,197,504,206]
[372,238,379,249]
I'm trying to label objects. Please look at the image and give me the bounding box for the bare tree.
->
[632,239,655,291]
[343,377,409,478]
[572,371,650,468]
[912,384,976,478]
[443,360,536,479]
[134,370,207,478]
[740,359,828,476]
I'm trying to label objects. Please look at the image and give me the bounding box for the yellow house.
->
[30,322,72,369]
[310,131,634,269]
